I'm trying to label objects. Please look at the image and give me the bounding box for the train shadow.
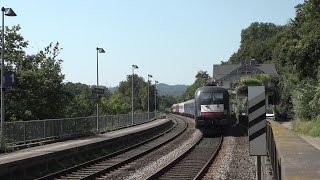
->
[199,123,247,138]
[223,124,248,137]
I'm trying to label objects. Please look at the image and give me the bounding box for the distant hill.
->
[108,87,118,93]
[108,83,189,97]
[156,83,189,96]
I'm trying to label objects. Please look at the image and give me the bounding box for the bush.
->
[291,79,320,136]
[274,105,286,120]
[309,80,320,116]
[240,77,262,86]
[0,138,13,153]
[255,74,271,85]
[292,116,320,137]
[164,108,171,113]
[292,79,318,120]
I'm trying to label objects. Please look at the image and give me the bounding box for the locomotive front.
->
[194,86,230,129]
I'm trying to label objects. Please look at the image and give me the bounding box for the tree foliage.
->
[63,83,112,117]
[227,0,320,123]
[229,22,283,64]
[3,26,71,120]
[98,74,160,115]
[292,79,319,120]
[239,77,262,86]
[2,25,115,120]
[180,71,210,101]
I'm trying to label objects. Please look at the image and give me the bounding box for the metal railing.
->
[3,112,155,145]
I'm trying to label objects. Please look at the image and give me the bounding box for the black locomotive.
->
[194,84,233,132]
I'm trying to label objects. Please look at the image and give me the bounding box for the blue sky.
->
[4,0,303,87]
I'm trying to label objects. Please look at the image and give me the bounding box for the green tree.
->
[158,95,178,112]
[195,70,210,80]
[227,0,320,127]
[229,22,282,64]
[292,78,318,120]
[180,71,210,101]
[103,91,130,114]
[102,74,158,115]
[63,82,113,117]
[3,25,70,121]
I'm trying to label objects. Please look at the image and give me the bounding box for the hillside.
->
[156,83,189,96]
[109,83,189,97]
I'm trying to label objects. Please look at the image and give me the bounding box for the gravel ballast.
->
[99,119,256,180]
[125,130,202,180]
[204,136,256,180]
[98,117,201,180]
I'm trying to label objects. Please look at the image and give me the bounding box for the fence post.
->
[60,119,63,136]
[111,116,114,131]
[23,122,26,144]
[103,116,105,131]
[127,115,129,127]
[44,120,46,140]
[118,115,120,129]
[133,113,135,125]
[74,119,77,134]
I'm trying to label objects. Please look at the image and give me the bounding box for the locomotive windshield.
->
[199,92,223,104]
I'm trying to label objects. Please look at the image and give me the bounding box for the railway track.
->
[147,135,223,180]
[36,115,187,180]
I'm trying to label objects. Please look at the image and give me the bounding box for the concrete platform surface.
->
[0,118,170,166]
[279,121,320,151]
[270,120,320,180]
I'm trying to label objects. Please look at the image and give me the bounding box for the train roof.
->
[184,99,195,104]
[196,86,227,92]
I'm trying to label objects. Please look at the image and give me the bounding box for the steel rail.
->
[194,135,223,180]
[146,135,223,180]
[36,115,187,180]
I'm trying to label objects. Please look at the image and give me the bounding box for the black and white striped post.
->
[248,86,267,180]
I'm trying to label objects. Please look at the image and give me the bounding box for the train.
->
[171,83,236,133]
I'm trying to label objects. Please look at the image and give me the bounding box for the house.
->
[213,59,279,106]
[213,59,279,89]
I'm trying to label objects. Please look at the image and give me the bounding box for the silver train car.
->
[171,99,195,117]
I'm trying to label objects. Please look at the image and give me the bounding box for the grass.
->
[0,138,14,153]
[292,116,320,137]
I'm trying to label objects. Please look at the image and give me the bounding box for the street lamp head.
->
[148,74,153,78]
[132,65,139,69]
[96,47,105,53]
[2,7,17,16]
[155,80,159,84]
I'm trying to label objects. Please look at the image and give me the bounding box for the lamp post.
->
[147,74,152,120]
[131,65,138,125]
[96,47,105,131]
[1,7,16,141]
[154,80,159,118]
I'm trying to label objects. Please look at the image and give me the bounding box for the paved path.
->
[279,121,320,151]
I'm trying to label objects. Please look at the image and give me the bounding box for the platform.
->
[0,118,171,177]
[268,120,320,180]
